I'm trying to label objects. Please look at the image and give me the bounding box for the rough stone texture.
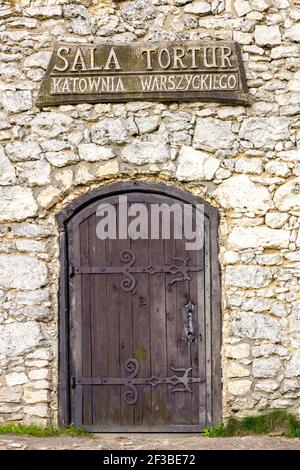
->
[214,176,273,215]
[239,117,290,150]
[176,145,220,181]
[91,119,129,145]
[0,146,16,185]
[0,187,38,222]
[231,312,280,341]
[274,178,300,215]
[252,359,282,378]
[0,0,299,427]
[5,142,41,162]
[255,25,281,46]
[121,138,170,165]
[226,265,272,288]
[0,322,44,357]
[228,227,290,249]
[183,2,211,15]
[78,144,115,162]
[1,91,32,113]
[193,118,234,152]
[0,256,47,290]
[228,380,252,396]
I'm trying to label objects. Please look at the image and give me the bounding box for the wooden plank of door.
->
[118,214,134,426]
[210,210,222,425]
[204,219,212,425]
[131,204,151,425]
[175,236,192,424]
[149,226,168,425]
[91,214,109,425]
[189,244,205,426]
[164,227,178,425]
[69,219,83,427]
[81,217,92,426]
[106,229,121,424]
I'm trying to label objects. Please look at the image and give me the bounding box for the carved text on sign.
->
[37,41,250,106]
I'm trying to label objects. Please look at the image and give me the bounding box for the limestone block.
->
[0,322,44,357]
[183,1,211,15]
[231,312,280,341]
[45,151,79,167]
[226,265,272,288]
[240,117,290,150]
[91,118,129,145]
[1,91,32,113]
[286,350,300,377]
[0,255,47,290]
[0,146,16,185]
[121,139,170,165]
[37,186,62,209]
[16,161,51,186]
[265,211,289,229]
[214,175,273,215]
[78,143,115,162]
[228,226,290,249]
[0,187,38,222]
[228,380,252,396]
[225,343,250,359]
[252,358,282,377]
[274,178,300,215]
[176,145,220,181]
[255,25,281,46]
[193,118,235,152]
[5,372,28,387]
[5,142,41,162]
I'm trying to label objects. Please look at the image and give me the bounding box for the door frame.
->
[56,181,222,429]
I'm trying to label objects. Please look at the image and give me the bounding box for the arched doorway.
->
[57,182,221,431]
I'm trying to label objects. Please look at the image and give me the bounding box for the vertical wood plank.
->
[106,221,121,424]
[164,226,177,424]
[118,211,134,426]
[91,215,109,425]
[149,230,167,425]
[210,209,222,425]
[131,202,151,425]
[189,245,205,426]
[175,237,192,424]
[204,219,212,426]
[81,217,92,426]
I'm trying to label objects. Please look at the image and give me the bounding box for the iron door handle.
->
[183,300,196,343]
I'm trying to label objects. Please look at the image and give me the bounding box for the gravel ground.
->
[0,434,300,450]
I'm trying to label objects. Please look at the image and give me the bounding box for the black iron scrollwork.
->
[76,358,205,406]
[72,249,202,292]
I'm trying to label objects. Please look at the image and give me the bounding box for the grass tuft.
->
[203,410,300,438]
[0,422,91,438]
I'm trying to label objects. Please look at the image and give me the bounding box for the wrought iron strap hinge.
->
[74,358,205,406]
[71,249,203,292]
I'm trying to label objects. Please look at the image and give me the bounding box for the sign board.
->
[36,41,250,107]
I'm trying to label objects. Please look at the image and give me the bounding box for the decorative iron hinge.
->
[75,358,205,406]
[72,249,202,292]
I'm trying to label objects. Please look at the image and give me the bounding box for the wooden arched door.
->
[57,182,221,431]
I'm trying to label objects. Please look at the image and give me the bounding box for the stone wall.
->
[0,0,300,425]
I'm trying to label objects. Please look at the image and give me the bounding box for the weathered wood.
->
[37,41,250,106]
[57,182,222,432]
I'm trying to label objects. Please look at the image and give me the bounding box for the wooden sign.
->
[36,41,250,107]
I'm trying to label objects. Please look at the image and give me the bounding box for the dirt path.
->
[0,433,300,450]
